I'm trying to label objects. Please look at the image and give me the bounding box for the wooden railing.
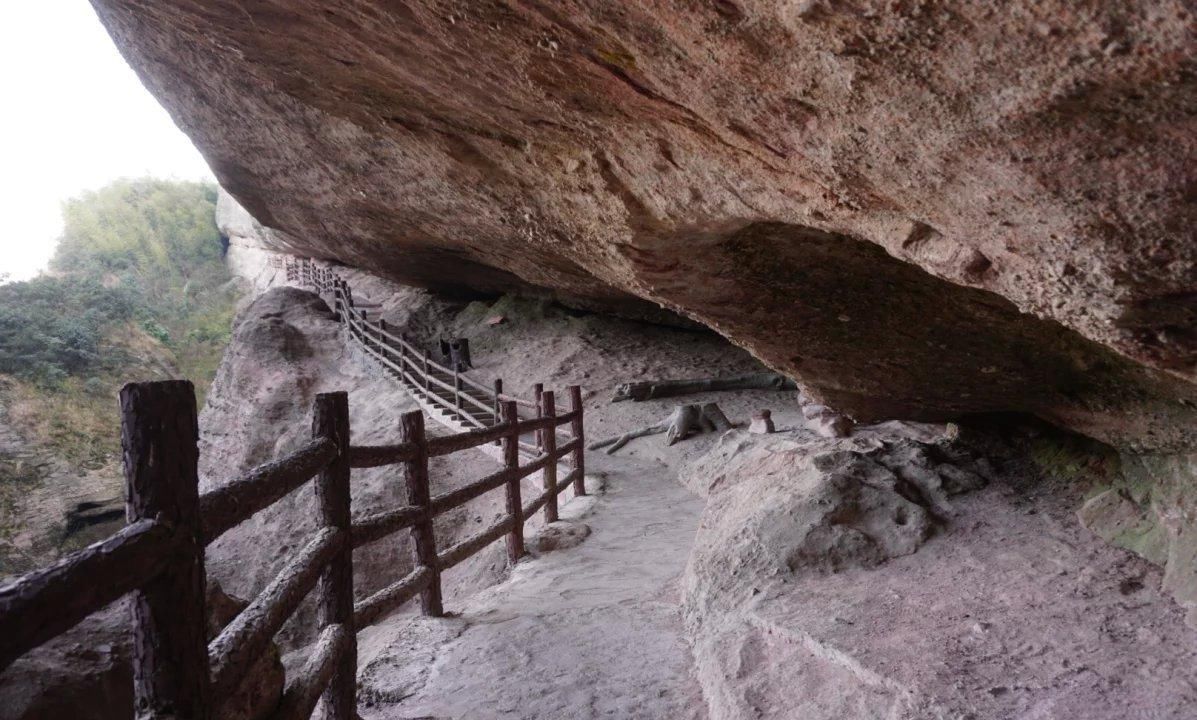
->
[285,257,575,456]
[0,372,585,717]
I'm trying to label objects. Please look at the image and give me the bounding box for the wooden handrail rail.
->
[0,263,595,718]
[293,257,575,446]
[438,515,516,571]
[208,526,344,701]
[269,623,351,720]
[353,566,433,628]
[349,442,417,468]
[351,505,424,548]
[0,519,177,671]
[200,438,338,544]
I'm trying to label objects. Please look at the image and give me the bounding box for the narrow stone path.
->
[355,453,708,719]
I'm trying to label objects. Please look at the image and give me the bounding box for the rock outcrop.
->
[682,427,1197,719]
[91,0,1196,449]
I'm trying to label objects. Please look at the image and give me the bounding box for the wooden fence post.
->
[501,401,524,563]
[568,385,586,496]
[533,383,544,452]
[540,391,558,524]
[492,379,503,445]
[312,392,356,720]
[453,368,463,420]
[398,333,409,382]
[400,411,443,616]
[421,350,431,394]
[120,380,211,720]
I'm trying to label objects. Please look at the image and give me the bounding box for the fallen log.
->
[611,373,797,402]
[588,403,734,454]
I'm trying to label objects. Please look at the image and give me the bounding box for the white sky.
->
[0,1,214,281]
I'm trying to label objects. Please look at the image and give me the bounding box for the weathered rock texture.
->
[90,0,1196,450]
[682,428,1197,719]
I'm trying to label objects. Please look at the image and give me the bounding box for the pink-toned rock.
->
[91,1,1197,450]
[748,410,775,435]
[533,521,592,553]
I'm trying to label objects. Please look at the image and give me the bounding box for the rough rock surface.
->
[0,390,122,577]
[91,0,1197,449]
[682,428,1197,719]
[1079,450,1197,626]
[0,583,283,720]
[531,520,592,553]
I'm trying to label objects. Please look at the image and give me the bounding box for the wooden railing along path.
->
[285,257,572,458]
[0,377,585,712]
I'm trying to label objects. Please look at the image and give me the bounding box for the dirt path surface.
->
[356,452,708,720]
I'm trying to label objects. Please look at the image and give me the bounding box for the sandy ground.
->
[357,452,708,719]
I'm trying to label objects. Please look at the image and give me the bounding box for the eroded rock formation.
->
[682,427,1197,719]
[92,0,1196,449]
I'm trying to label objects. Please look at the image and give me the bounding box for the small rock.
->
[748,409,775,434]
[534,521,591,552]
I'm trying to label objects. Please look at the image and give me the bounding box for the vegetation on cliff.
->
[0,178,240,573]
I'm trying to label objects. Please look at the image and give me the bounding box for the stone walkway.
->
[355,453,708,719]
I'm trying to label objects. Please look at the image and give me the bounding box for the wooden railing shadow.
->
[1,371,585,719]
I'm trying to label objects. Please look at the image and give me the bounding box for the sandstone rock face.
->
[198,285,522,650]
[91,0,1196,449]
[1079,451,1197,626]
[682,429,1197,719]
[199,286,425,650]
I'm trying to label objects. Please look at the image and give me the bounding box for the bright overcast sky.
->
[0,1,215,281]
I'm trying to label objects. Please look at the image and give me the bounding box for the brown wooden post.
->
[453,368,463,420]
[533,383,544,452]
[398,333,408,380]
[540,390,559,524]
[492,379,503,445]
[120,380,211,720]
[568,385,586,496]
[400,411,443,616]
[421,350,431,393]
[501,401,524,563]
[312,392,356,720]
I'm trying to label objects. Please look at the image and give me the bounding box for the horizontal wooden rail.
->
[0,519,177,671]
[200,438,337,544]
[498,392,538,409]
[428,439,573,516]
[523,468,582,519]
[353,566,433,628]
[457,372,495,398]
[353,334,492,428]
[429,466,514,516]
[208,527,344,701]
[269,623,350,720]
[438,515,516,571]
[351,505,424,549]
[349,442,417,468]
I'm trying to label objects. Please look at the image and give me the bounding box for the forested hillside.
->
[0,178,242,574]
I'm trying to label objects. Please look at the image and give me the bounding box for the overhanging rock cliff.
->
[92,0,1196,449]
